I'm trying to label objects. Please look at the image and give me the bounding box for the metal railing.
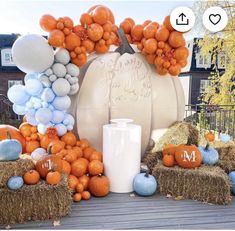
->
[0,94,21,127]
[184,104,235,138]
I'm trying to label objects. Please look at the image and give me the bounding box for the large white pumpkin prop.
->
[70,30,185,157]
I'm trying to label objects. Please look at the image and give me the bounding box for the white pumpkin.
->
[69,31,185,157]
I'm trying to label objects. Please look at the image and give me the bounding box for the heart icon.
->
[209,14,221,25]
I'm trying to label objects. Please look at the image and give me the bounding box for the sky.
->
[0,0,196,36]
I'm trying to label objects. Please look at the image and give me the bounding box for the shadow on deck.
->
[10,193,235,229]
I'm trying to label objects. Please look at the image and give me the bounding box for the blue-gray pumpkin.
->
[198,143,219,166]
[0,132,22,161]
[7,176,24,190]
[220,133,231,143]
[133,171,157,196]
[228,171,235,195]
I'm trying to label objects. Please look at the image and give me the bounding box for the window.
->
[8,80,23,89]
[217,53,229,69]
[196,53,211,68]
[1,48,15,66]
[200,79,211,93]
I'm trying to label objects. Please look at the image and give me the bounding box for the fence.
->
[184,104,235,138]
[0,95,234,139]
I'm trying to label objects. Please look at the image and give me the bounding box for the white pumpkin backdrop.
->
[69,45,185,157]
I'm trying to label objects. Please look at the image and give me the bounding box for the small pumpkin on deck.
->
[204,131,215,142]
[175,138,202,169]
[88,174,110,197]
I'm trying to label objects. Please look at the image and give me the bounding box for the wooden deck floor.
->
[8,193,235,229]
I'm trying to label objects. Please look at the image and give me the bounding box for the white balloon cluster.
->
[8,34,79,136]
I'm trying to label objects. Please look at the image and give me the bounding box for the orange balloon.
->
[155,26,169,42]
[168,31,185,48]
[48,29,65,47]
[65,33,81,51]
[40,14,57,32]
[168,64,181,76]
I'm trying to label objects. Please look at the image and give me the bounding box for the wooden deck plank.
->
[5,193,235,229]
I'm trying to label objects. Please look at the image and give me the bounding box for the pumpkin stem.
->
[115,28,135,55]
[47,145,52,155]
[144,170,149,178]
[6,131,11,140]
[205,143,210,151]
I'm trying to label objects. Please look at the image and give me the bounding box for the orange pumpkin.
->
[23,170,40,185]
[49,140,65,154]
[162,154,175,167]
[0,125,26,152]
[26,140,40,154]
[81,191,91,200]
[88,160,104,176]
[68,174,79,190]
[78,174,90,190]
[35,154,63,178]
[61,132,77,146]
[73,193,82,202]
[19,122,32,137]
[61,160,71,175]
[40,128,59,149]
[89,151,102,162]
[75,183,84,193]
[175,144,202,168]
[71,159,87,177]
[46,171,61,185]
[162,144,176,156]
[204,131,215,142]
[88,174,110,197]
[73,146,83,158]
[83,147,96,160]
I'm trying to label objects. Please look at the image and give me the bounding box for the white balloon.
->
[48,105,55,111]
[69,83,79,95]
[55,48,70,65]
[63,114,75,126]
[37,123,53,134]
[41,88,55,103]
[54,123,67,136]
[67,124,73,131]
[26,114,38,126]
[12,34,54,73]
[27,108,36,116]
[25,79,43,96]
[49,74,57,82]
[65,74,71,80]
[42,102,49,108]
[52,96,71,111]
[13,104,26,115]
[24,73,38,82]
[52,78,70,96]
[7,85,30,105]
[39,75,51,88]
[66,63,80,77]
[44,68,53,76]
[26,101,34,109]
[51,110,65,124]
[52,63,67,78]
[35,108,53,124]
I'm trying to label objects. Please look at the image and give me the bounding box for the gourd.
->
[69,29,185,157]
[133,171,157,196]
[175,138,202,169]
[0,132,22,161]
[7,176,24,190]
[228,171,235,195]
[198,143,219,166]
[204,131,215,142]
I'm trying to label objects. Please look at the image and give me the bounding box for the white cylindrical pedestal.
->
[103,119,141,193]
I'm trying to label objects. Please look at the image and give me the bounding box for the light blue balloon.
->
[34,102,42,110]
[26,101,34,109]
[42,102,49,108]
[51,110,65,124]
[27,108,36,116]
[35,108,53,125]
[63,114,75,126]
[67,124,73,131]
[54,123,67,136]
[7,85,30,105]
[26,114,38,126]
[24,73,38,82]
[48,105,55,111]
[41,88,55,103]
[52,96,71,111]
[25,79,43,96]
[37,123,53,134]
[13,104,27,115]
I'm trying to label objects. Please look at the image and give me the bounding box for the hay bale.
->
[151,122,199,153]
[143,151,162,173]
[0,159,35,188]
[0,175,72,225]
[152,163,232,205]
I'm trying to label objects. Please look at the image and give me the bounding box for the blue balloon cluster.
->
[8,72,75,136]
